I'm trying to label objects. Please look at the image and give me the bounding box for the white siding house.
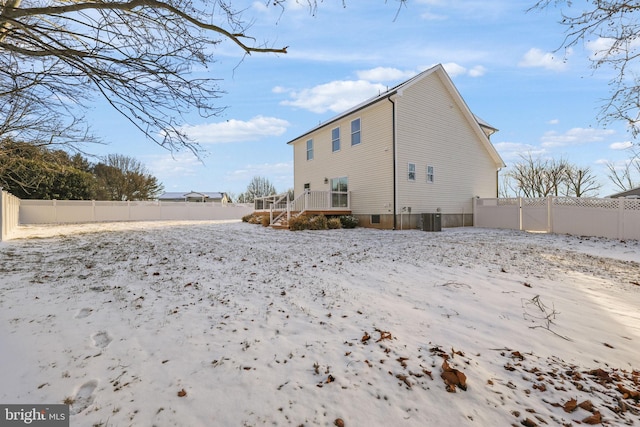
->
[287,64,505,229]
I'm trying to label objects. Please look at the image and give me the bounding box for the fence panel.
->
[0,190,20,241]
[521,198,548,232]
[622,199,640,240]
[18,200,253,225]
[552,198,620,239]
[475,196,640,240]
[473,198,520,229]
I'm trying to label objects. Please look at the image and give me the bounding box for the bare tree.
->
[531,1,640,137]
[93,154,163,200]
[506,153,568,197]
[505,153,599,197]
[606,147,640,191]
[564,165,601,197]
[241,176,277,203]
[0,0,290,152]
[1,1,406,152]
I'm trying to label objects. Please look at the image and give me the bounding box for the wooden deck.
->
[253,190,352,228]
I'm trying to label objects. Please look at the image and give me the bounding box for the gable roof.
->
[286,64,505,168]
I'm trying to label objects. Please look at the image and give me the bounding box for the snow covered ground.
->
[0,221,639,426]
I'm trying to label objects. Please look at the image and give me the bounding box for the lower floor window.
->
[371,214,381,224]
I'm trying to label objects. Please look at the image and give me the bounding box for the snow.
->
[1,221,639,426]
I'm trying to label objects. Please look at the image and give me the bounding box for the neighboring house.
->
[287,64,505,229]
[608,186,640,199]
[158,191,231,203]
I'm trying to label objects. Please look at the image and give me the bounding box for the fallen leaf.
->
[441,360,467,391]
[396,374,412,388]
[361,332,370,343]
[563,398,577,413]
[582,411,602,425]
[177,389,187,397]
[334,418,345,427]
[521,418,537,427]
[578,400,594,412]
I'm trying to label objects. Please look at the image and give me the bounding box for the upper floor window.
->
[306,139,314,160]
[351,118,361,146]
[332,127,340,152]
[408,163,416,181]
[427,165,435,183]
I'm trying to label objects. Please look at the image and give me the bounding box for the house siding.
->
[394,71,498,217]
[289,64,503,229]
[292,101,395,215]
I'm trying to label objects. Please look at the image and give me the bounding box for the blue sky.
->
[85,0,635,198]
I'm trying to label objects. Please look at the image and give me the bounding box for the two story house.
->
[283,64,505,230]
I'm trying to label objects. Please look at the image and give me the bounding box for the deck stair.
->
[254,190,351,229]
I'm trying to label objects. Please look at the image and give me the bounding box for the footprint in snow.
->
[69,379,98,415]
[74,308,93,319]
[91,331,112,349]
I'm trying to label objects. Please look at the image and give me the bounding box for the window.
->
[351,118,361,146]
[331,127,340,152]
[304,183,310,191]
[408,163,416,181]
[330,177,348,208]
[306,139,314,161]
[427,165,435,183]
[371,215,381,224]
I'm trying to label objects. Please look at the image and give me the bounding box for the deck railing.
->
[254,190,351,225]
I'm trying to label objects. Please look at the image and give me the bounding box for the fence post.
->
[618,198,625,240]
[518,197,523,231]
[547,195,554,233]
[0,189,4,241]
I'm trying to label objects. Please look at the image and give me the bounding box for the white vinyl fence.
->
[474,196,640,240]
[19,199,253,225]
[0,189,20,241]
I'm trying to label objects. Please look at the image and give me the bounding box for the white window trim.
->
[427,165,435,183]
[408,162,416,181]
[306,138,314,161]
[331,127,340,152]
[351,118,361,146]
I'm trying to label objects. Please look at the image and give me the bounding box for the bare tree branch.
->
[531,1,640,137]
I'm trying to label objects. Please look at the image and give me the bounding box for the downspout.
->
[388,96,397,230]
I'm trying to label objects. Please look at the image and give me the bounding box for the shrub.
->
[260,215,271,227]
[308,214,328,230]
[288,214,311,231]
[242,213,254,223]
[339,215,359,229]
[327,217,342,229]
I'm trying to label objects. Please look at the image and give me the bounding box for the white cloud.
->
[180,116,290,144]
[540,127,615,147]
[420,11,447,20]
[493,141,546,162]
[355,67,417,82]
[439,62,486,78]
[442,62,467,77]
[518,48,570,71]
[585,37,640,60]
[281,80,386,114]
[610,141,634,150]
[468,65,487,77]
[548,119,560,125]
[143,152,202,181]
[227,161,294,191]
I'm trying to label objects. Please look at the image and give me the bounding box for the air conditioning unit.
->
[421,213,441,232]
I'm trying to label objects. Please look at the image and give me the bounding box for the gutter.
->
[388,96,397,230]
